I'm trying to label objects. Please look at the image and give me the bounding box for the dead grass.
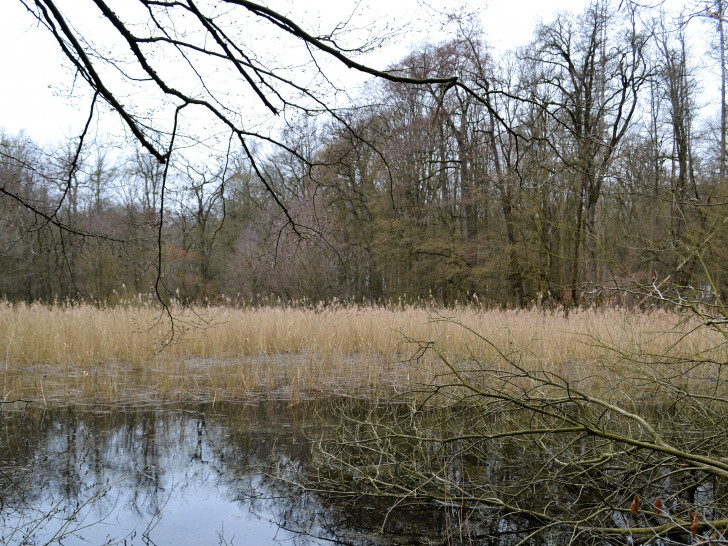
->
[0,301,724,405]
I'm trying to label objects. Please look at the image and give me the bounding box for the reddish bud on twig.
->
[630,495,640,515]
[654,499,663,515]
[690,509,700,537]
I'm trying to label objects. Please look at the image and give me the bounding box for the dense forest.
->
[2,1,727,307]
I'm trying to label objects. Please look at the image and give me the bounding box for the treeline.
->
[1,1,727,306]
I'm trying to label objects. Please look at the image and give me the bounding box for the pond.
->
[1,398,723,545]
[0,400,468,545]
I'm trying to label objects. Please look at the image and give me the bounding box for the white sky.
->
[0,0,701,147]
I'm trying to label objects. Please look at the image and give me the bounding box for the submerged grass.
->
[0,301,724,405]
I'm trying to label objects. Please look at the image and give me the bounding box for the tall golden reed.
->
[0,301,723,405]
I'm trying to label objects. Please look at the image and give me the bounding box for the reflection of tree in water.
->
[0,401,380,544]
[1,408,169,542]
[2,400,493,544]
[7,397,709,545]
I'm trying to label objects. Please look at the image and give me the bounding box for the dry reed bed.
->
[0,302,724,405]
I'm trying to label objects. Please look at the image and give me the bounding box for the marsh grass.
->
[0,301,724,405]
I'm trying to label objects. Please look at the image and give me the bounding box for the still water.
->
[2,398,714,545]
[1,401,398,545]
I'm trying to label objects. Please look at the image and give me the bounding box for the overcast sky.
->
[0,0,701,147]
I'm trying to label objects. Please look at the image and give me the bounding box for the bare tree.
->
[14,0,463,330]
[525,0,650,300]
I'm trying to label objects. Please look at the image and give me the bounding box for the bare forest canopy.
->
[2,0,728,307]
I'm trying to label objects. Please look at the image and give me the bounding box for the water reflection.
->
[3,399,716,545]
[0,402,344,545]
[2,401,475,545]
